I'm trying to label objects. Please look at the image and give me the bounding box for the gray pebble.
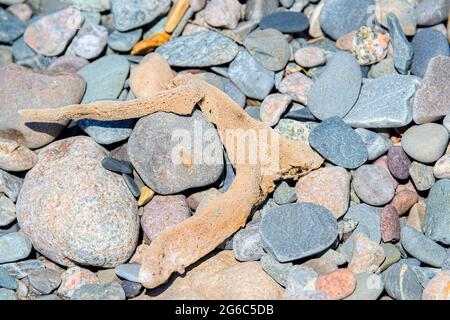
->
[0,288,17,300]
[284,266,317,299]
[0,169,23,202]
[101,157,133,175]
[345,273,384,300]
[387,13,413,74]
[416,0,450,26]
[0,232,32,264]
[233,222,265,262]
[202,72,246,108]
[260,253,293,287]
[0,266,18,290]
[0,259,44,279]
[27,269,62,294]
[424,179,450,245]
[273,182,296,205]
[353,165,395,206]
[409,162,435,191]
[355,128,392,161]
[108,29,142,52]
[115,263,140,283]
[78,118,135,145]
[0,8,25,44]
[11,37,36,61]
[70,281,126,300]
[382,261,424,300]
[0,195,16,227]
[121,280,143,298]
[72,23,108,60]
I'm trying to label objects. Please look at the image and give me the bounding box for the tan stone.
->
[336,31,356,51]
[390,190,419,215]
[406,201,426,232]
[137,186,155,207]
[316,268,356,300]
[308,1,325,38]
[0,138,37,172]
[260,94,292,127]
[422,271,450,300]
[348,233,385,273]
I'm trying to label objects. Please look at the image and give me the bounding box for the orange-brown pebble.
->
[316,268,356,300]
[336,31,356,51]
[131,31,171,55]
[137,186,155,207]
[390,190,419,216]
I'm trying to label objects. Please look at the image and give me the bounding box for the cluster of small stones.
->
[1,0,450,301]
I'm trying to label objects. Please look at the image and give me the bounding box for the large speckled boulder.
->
[16,137,139,268]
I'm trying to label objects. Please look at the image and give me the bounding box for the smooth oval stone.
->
[0,7,25,43]
[78,55,130,104]
[355,128,392,161]
[156,31,239,67]
[101,157,133,174]
[308,51,362,121]
[72,23,108,60]
[344,75,419,128]
[204,0,241,29]
[381,205,400,242]
[401,226,447,267]
[0,232,32,264]
[382,261,424,300]
[259,11,309,33]
[233,222,265,262]
[128,110,224,195]
[416,0,450,26]
[434,154,450,179]
[411,28,449,78]
[70,281,125,300]
[424,179,450,245]
[345,273,384,300]
[77,118,135,145]
[319,0,374,40]
[309,116,368,169]
[111,0,171,32]
[115,263,140,283]
[386,13,413,75]
[401,123,449,163]
[387,146,411,180]
[353,165,395,206]
[260,203,338,263]
[243,28,290,72]
[107,29,142,52]
[0,138,37,172]
[228,49,274,100]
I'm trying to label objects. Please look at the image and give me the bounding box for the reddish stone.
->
[316,268,356,300]
[381,205,401,242]
[390,190,419,216]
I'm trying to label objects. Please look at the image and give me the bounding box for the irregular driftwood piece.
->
[20,75,323,289]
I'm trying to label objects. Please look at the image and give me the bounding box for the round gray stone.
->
[0,232,32,264]
[0,8,25,44]
[273,181,297,205]
[382,261,424,300]
[233,222,265,262]
[353,165,395,206]
[409,161,435,191]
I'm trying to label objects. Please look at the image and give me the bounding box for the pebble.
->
[368,57,398,78]
[243,28,290,72]
[390,190,419,216]
[424,179,450,245]
[260,203,338,263]
[0,195,15,227]
[233,222,265,262]
[411,28,449,78]
[16,137,139,267]
[24,7,84,56]
[387,13,413,74]
[0,232,32,264]
[71,281,125,300]
[387,146,411,180]
[319,0,374,40]
[295,167,350,219]
[128,110,224,194]
[353,165,395,206]
[27,269,61,294]
[101,157,133,175]
[121,280,143,298]
[156,31,239,67]
[434,155,450,179]
[245,0,278,22]
[376,0,417,36]
[259,11,309,34]
[47,56,89,73]
[344,75,419,129]
[0,288,17,300]
[57,266,99,298]
[201,72,246,108]
[294,47,326,68]
[259,94,291,127]
[122,173,140,198]
[115,263,140,283]
[382,261,424,300]
[351,27,389,66]
[0,266,18,290]
[348,233,385,273]
[422,271,450,300]
[141,195,191,242]
[260,253,293,287]
[409,162,435,191]
[309,117,368,169]
[402,124,449,164]
[407,202,426,232]
[413,56,450,124]
[355,128,392,161]
[0,259,44,279]
[0,63,85,149]
[284,104,316,122]
[6,3,33,22]
[78,117,135,145]
[316,268,356,300]
[278,72,313,105]
[307,51,362,120]
[0,7,25,43]
[78,55,129,103]
[401,226,447,268]
[273,181,296,205]
[0,169,22,202]
[111,0,170,32]
[284,266,317,299]
[204,0,241,29]
[416,0,450,26]
[345,273,384,300]
[72,23,108,60]
[379,242,401,271]
[381,205,401,242]
[108,29,142,52]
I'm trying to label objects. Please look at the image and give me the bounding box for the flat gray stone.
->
[107,29,142,52]
[387,13,413,74]
[202,72,246,108]
[382,261,424,300]
[70,281,125,300]
[416,0,450,26]
[353,165,395,206]
[260,203,338,263]
[344,75,419,128]
[424,179,450,245]
[0,232,32,264]
[27,269,62,294]
[0,259,44,279]
[77,118,135,145]
[260,253,293,287]
[308,51,362,121]
[233,222,265,262]
[0,171,22,204]
[245,0,278,22]
[345,273,384,300]
[156,31,239,68]
[409,161,435,191]
[355,128,392,161]
[115,263,140,283]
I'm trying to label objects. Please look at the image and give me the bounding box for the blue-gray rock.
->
[409,161,435,191]
[345,273,384,300]
[273,182,297,205]
[0,259,44,279]
[156,31,239,68]
[27,269,62,294]
[401,226,447,267]
[245,0,278,22]
[11,37,36,61]
[78,55,129,104]
[122,174,140,198]
[243,28,290,72]
[259,12,309,34]
[260,203,338,263]
[0,169,22,202]
[424,179,450,245]
[309,117,368,169]
[0,195,15,227]
[355,128,392,161]
[70,281,126,300]
[219,152,235,193]
[319,0,374,40]
[344,75,419,128]
[284,104,317,122]
[108,29,142,52]
[121,280,143,298]
[411,28,450,77]
[284,266,318,299]
[111,0,171,32]
[101,157,133,175]
[0,8,25,44]
[382,261,424,300]
[202,72,246,108]
[228,49,274,100]
[353,165,395,206]
[0,288,17,300]
[0,233,32,264]
[368,58,398,79]
[78,118,135,145]
[128,110,224,195]
[0,266,18,290]
[416,0,450,26]
[443,250,450,270]
[387,13,413,74]
[260,253,293,287]
[245,106,261,121]
[114,263,140,283]
[72,23,108,60]
[307,51,362,120]
[233,222,265,262]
